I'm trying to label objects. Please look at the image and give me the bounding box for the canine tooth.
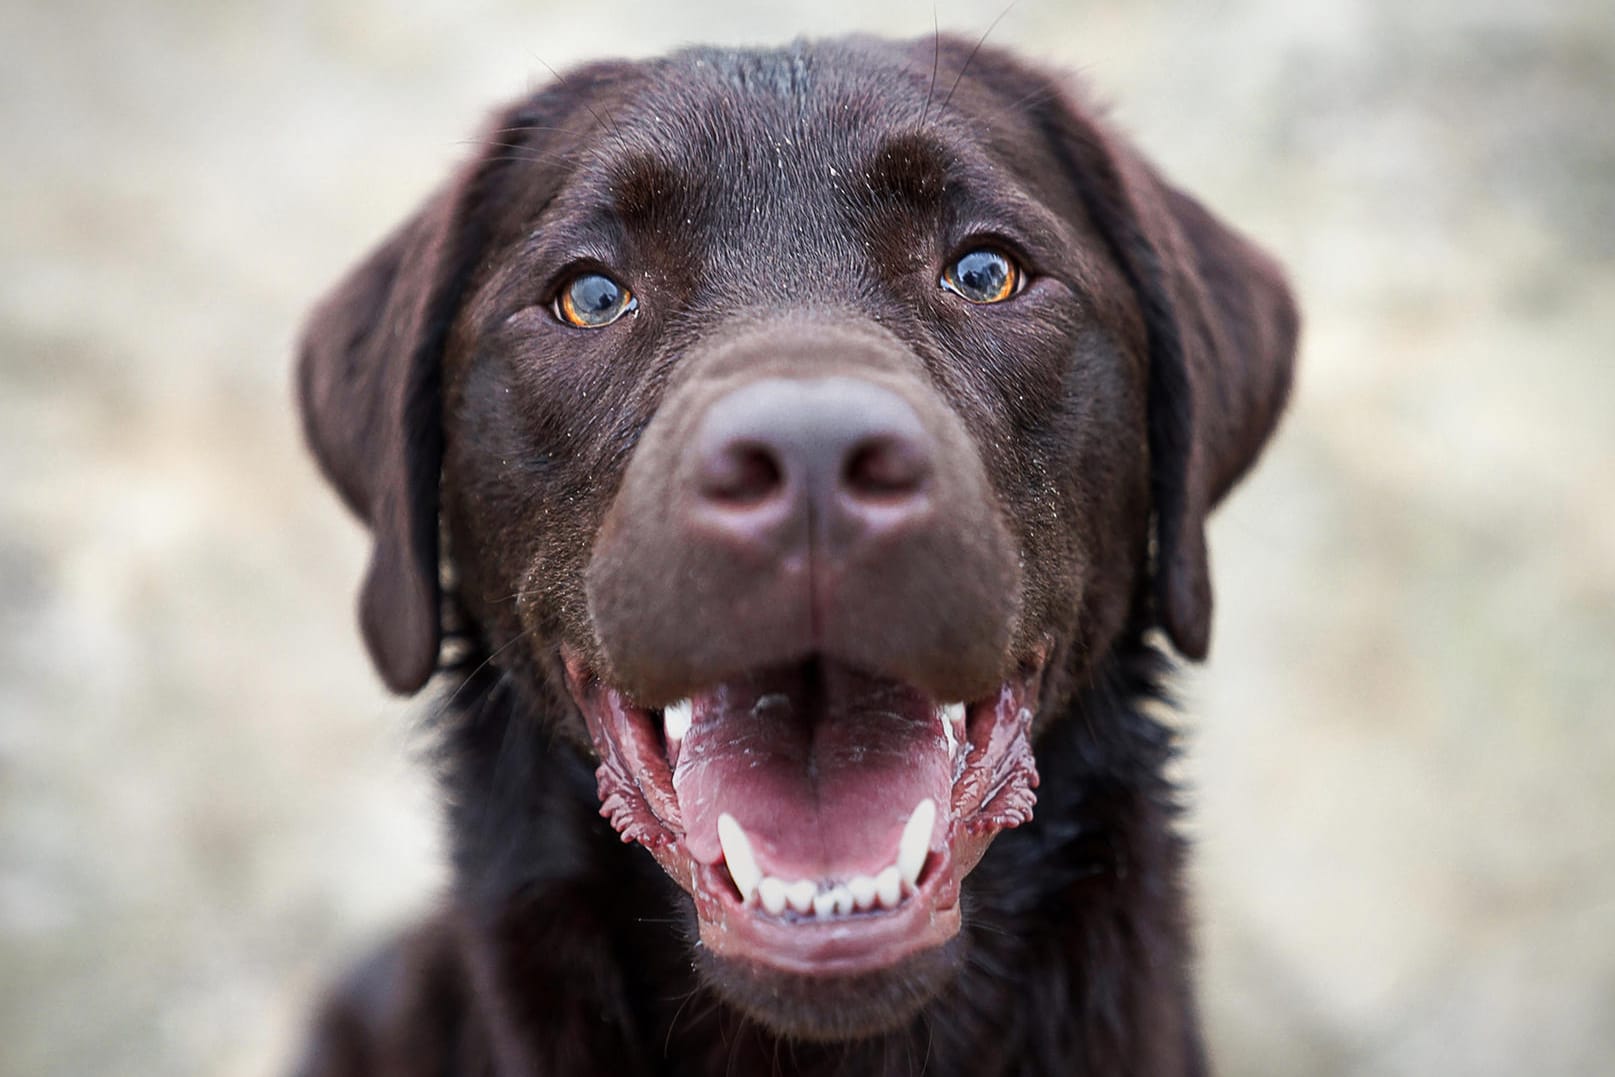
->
[759,877,788,916]
[663,698,693,743]
[848,874,878,910]
[897,798,935,888]
[875,866,902,908]
[717,814,760,903]
[941,702,965,756]
[785,879,816,914]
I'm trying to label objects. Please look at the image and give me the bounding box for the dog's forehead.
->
[531,41,1059,299]
[626,42,931,163]
[579,47,989,213]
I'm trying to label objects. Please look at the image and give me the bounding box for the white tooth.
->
[717,813,760,903]
[941,703,965,756]
[875,866,902,908]
[663,699,693,743]
[813,887,837,918]
[785,879,816,914]
[759,876,788,916]
[848,874,877,910]
[830,884,855,916]
[897,798,936,889]
[754,693,792,715]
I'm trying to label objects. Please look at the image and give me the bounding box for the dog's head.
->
[298,37,1295,1039]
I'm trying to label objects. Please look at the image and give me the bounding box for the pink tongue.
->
[673,666,952,880]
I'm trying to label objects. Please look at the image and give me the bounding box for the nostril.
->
[842,436,930,501]
[700,443,785,507]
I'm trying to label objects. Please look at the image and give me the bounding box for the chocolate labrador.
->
[293,34,1297,1077]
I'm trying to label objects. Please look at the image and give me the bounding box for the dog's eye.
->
[555,272,637,328]
[941,249,1022,304]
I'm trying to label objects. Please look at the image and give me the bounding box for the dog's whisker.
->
[920,9,942,126]
[531,52,626,146]
[456,139,586,170]
[483,122,592,137]
[993,80,1070,120]
[440,629,532,712]
[935,0,1020,123]
[492,586,545,606]
[662,985,701,1056]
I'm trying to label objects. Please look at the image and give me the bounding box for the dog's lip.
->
[686,843,968,974]
[683,797,1021,975]
[562,647,1043,976]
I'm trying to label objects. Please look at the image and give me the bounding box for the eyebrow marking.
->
[608,153,689,224]
[860,132,953,210]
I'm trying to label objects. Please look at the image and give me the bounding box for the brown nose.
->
[689,377,934,559]
[586,322,1020,705]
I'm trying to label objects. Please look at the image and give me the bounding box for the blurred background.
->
[2,0,1611,1073]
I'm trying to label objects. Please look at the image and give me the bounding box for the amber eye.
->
[941,248,1022,304]
[555,272,636,328]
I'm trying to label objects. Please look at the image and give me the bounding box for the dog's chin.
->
[696,938,962,1041]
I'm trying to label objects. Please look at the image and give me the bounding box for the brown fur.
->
[293,36,1296,1076]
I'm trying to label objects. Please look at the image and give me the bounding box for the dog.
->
[292,35,1297,1076]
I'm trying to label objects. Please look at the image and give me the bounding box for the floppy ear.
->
[1037,99,1300,660]
[296,119,518,694]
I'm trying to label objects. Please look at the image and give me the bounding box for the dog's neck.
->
[433,641,1203,1076]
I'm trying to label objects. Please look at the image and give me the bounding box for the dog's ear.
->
[296,116,519,694]
[1038,98,1299,660]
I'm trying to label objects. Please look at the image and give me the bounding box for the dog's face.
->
[299,38,1295,1040]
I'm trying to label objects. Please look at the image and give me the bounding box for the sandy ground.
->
[2,0,1612,1074]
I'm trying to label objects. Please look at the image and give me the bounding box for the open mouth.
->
[563,651,1045,975]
